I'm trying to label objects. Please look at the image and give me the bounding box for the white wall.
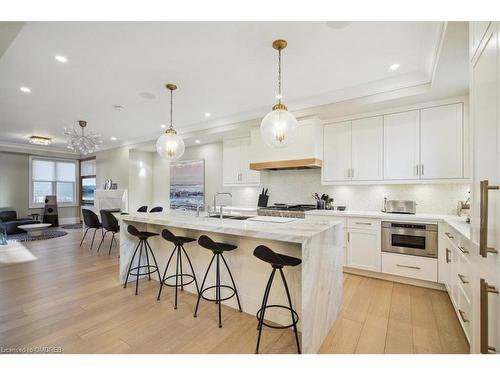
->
[128,149,153,212]
[230,168,470,215]
[95,146,131,190]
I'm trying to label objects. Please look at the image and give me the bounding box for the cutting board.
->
[246,216,296,224]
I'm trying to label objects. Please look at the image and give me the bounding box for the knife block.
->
[257,194,269,208]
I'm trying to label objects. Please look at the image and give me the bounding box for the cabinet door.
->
[239,137,260,184]
[351,116,383,181]
[383,110,420,180]
[471,22,492,59]
[347,228,381,272]
[323,121,351,181]
[420,103,464,179]
[222,138,241,185]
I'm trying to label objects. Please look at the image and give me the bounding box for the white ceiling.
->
[0,21,446,151]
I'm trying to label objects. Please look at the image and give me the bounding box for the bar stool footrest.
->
[128,265,159,277]
[256,304,299,329]
[199,285,236,302]
[161,273,196,288]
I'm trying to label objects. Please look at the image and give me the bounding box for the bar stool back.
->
[123,224,161,295]
[253,245,301,354]
[80,208,102,250]
[194,234,242,328]
[97,210,120,255]
[137,206,148,212]
[157,228,199,309]
[150,206,163,212]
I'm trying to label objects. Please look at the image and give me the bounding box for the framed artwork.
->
[169,159,205,210]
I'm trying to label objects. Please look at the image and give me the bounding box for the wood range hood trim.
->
[249,158,323,171]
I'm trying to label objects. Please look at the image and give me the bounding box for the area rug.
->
[61,223,83,229]
[7,229,68,242]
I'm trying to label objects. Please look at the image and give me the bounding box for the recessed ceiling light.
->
[20,86,31,93]
[389,63,400,71]
[204,113,211,118]
[195,139,201,144]
[55,55,68,63]
[113,105,124,111]
[110,137,117,141]
[160,124,167,129]
[28,136,51,145]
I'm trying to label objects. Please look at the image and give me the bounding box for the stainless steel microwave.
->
[381,221,438,258]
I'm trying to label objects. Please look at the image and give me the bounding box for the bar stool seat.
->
[124,225,161,295]
[253,245,301,354]
[194,235,242,328]
[157,228,199,309]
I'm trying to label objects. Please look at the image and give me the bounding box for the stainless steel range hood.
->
[249,158,322,171]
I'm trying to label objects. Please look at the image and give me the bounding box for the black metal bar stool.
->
[194,235,242,328]
[124,224,162,295]
[253,245,301,354]
[157,228,199,309]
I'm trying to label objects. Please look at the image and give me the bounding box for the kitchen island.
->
[119,212,343,354]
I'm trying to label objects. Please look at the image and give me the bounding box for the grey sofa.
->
[0,210,40,235]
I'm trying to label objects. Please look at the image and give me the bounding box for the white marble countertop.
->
[120,212,341,244]
[305,209,471,240]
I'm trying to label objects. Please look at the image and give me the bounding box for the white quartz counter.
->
[305,209,471,240]
[120,212,341,244]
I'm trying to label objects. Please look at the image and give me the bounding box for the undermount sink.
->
[208,214,249,220]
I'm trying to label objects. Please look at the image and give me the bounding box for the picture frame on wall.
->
[169,159,205,211]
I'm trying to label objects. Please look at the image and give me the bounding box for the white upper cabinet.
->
[383,110,420,180]
[420,103,464,179]
[470,22,492,60]
[223,136,260,186]
[323,121,351,182]
[351,116,383,181]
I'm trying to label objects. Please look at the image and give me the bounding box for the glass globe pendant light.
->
[156,83,185,160]
[260,39,299,148]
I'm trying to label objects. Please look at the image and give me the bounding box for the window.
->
[80,158,96,206]
[30,157,77,207]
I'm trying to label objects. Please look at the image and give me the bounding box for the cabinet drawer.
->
[456,250,472,301]
[444,228,471,258]
[347,217,380,230]
[381,253,437,282]
[456,283,472,341]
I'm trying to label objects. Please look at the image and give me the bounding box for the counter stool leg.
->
[135,240,143,295]
[257,268,276,331]
[256,269,275,354]
[90,228,97,250]
[80,228,89,247]
[279,268,301,354]
[145,240,162,282]
[194,253,216,318]
[144,242,151,280]
[179,247,184,291]
[124,241,141,288]
[216,253,222,327]
[108,233,115,255]
[157,245,177,301]
[174,245,180,309]
[182,246,199,293]
[221,254,242,312]
[97,231,107,252]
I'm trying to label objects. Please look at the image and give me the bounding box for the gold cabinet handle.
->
[396,264,421,270]
[458,273,469,284]
[445,232,454,239]
[446,248,451,263]
[480,278,499,354]
[480,180,499,257]
[458,246,469,255]
[458,309,469,323]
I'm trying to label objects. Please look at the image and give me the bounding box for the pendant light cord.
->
[169,88,173,129]
[278,48,282,105]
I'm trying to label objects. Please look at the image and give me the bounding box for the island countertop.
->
[120,211,341,244]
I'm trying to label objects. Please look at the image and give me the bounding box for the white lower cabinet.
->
[381,253,437,282]
[346,222,381,272]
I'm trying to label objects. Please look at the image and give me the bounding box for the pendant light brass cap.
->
[165,127,177,135]
[272,39,287,50]
[166,84,177,91]
[272,103,288,111]
[78,120,87,128]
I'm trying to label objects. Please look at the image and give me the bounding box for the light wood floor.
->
[0,230,469,354]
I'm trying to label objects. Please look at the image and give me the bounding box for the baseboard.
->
[343,267,446,291]
[59,217,80,225]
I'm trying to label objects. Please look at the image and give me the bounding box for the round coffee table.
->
[17,223,52,237]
